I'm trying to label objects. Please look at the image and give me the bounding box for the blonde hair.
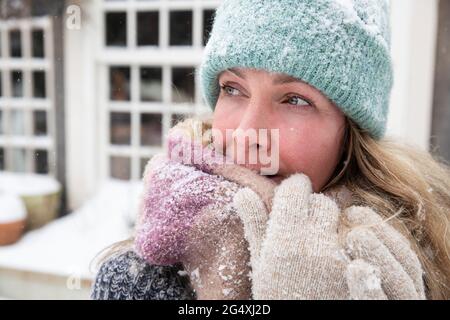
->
[94,116,450,299]
[323,118,450,300]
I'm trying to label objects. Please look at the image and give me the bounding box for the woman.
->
[91,0,450,300]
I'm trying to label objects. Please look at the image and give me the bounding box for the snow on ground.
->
[0,179,142,280]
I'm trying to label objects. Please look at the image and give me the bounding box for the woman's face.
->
[212,67,346,192]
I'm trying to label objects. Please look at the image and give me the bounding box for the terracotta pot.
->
[0,219,26,245]
[0,173,61,230]
[0,192,27,245]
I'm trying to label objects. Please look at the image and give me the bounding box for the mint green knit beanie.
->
[199,0,393,139]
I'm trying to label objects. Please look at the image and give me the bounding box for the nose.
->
[231,100,273,167]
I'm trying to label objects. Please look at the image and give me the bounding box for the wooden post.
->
[431,0,450,163]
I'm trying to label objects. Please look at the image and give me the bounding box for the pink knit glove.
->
[135,120,275,268]
[134,152,241,265]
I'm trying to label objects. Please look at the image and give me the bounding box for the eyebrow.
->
[226,68,303,85]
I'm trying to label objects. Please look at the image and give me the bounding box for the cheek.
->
[212,100,239,130]
[279,120,344,191]
[212,102,240,146]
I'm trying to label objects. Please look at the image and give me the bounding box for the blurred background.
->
[0,0,448,299]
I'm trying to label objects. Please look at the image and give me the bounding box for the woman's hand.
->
[135,152,277,299]
[343,206,426,299]
[233,173,350,299]
[181,163,277,300]
[233,173,425,300]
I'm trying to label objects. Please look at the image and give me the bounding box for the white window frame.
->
[0,17,56,175]
[97,0,220,181]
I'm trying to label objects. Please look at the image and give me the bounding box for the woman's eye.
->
[220,84,240,97]
[286,95,312,107]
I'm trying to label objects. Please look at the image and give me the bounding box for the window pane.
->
[0,110,3,134]
[0,148,4,170]
[171,67,195,103]
[137,11,159,46]
[110,112,131,145]
[0,71,2,96]
[9,30,22,57]
[110,156,131,180]
[32,29,45,58]
[140,113,162,146]
[140,67,162,102]
[33,71,46,98]
[11,148,26,173]
[11,71,23,97]
[106,12,127,46]
[11,110,25,135]
[203,9,215,46]
[169,11,192,46]
[110,66,130,101]
[34,149,48,174]
[33,110,47,136]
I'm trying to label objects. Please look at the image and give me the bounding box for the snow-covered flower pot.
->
[0,192,27,245]
[0,173,61,230]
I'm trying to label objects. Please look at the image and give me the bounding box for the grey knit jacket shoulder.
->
[91,251,196,300]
